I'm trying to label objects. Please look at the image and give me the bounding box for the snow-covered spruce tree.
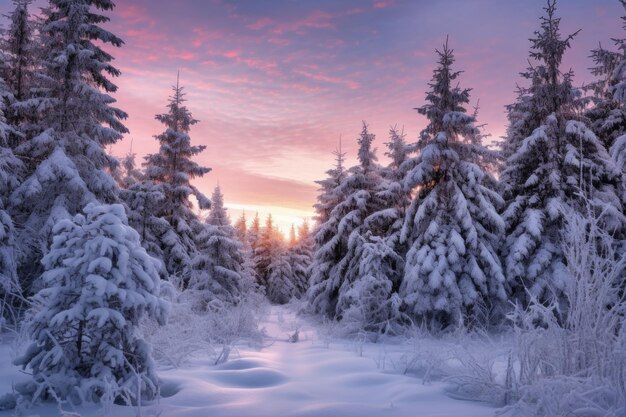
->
[307,123,384,319]
[9,0,127,296]
[266,247,296,305]
[1,0,40,147]
[584,1,626,154]
[1,0,36,103]
[15,203,167,404]
[188,186,248,307]
[338,233,404,334]
[500,1,625,307]
[113,151,144,190]
[0,78,23,321]
[253,214,280,289]
[288,224,297,247]
[120,180,169,264]
[399,39,506,327]
[234,211,247,243]
[143,79,211,285]
[306,143,347,314]
[365,126,413,253]
[287,220,313,299]
[247,212,260,254]
[312,139,347,227]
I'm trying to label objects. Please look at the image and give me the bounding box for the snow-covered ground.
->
[0,305,500,417]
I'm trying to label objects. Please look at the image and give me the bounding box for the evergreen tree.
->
[113,151,144,189]
[9,0,127,295]
[1,0,39,148]
[188,186,248,306]
[288,224,297,247]
[500,1,625,306]
[307,123,384,319]
[233,211,247,243]
[0,78,22,315]
[366,126,413,247]
[337,234,404,334]
[312,139,347,227]
[287,220,313,298]
[254,214,278,289]
[1,0,36,104]
[400,39,506,327]
[120,180,168,264]
[143,78,211,284]
[266,247,295,305]
[247,212,260,255]
[15,203,167,403]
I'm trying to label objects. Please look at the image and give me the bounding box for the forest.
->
[0,0,624,416]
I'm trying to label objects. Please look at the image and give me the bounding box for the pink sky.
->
[1,0,621,233]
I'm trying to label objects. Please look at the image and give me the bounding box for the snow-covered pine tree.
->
[337,233,404,334]
[113,151,144,190]
[584,0,626,155]
[266,246,296,305]
[143,78,211,285]
[15,203,167,404]
[400,39,506,327]
[500,1,625,307]
[312,139,347,227]
[1,0,36,103]
[9,0,128,296]
[254,214,279,289]
[366,126,413,248]
[588,1,626,204]
[234,211,247,243]
[188,186,248,307]
[120,180,168,264]
[0,77,23,320]
[287,220,313,298]
[288,224,297,247]
[307,123,384,319]
[247,212,260,253]
[1,0,39,146]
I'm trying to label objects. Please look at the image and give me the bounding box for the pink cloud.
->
[373,0,395,9]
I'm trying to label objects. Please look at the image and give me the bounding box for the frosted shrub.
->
[144,289,266,368]
[506,206,626,416]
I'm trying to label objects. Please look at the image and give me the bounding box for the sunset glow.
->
[2,0,619,233]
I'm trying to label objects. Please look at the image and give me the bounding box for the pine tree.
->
[288,224,297,247]
[337,234,403,334]
[266,247,295,305]
[500,1,625,306]
[254,214,278,289]
[0,77,23,315]
[113,151,144,189]
[233,211,247,243]
[307,123,384,319]
[247,213,260,255]
[120,180,168,264]
[400,39,506,327]
[188,186,248,306]
[1,0,36,103]
[143,78,211,284]
[366,126,413,247]
[1,0,39,147]
[15,203,167,403]
[313,139,347,227]
[9,0,127,296]
[287,220,313,298]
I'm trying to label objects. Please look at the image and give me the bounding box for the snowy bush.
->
[14,203,168,406]
[502,205,626,416]
[143,288,267,368]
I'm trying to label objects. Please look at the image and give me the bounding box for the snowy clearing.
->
[0,304,499,417]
